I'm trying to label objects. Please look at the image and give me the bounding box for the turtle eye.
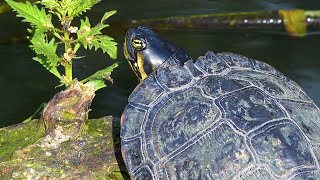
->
[131,37,146,50]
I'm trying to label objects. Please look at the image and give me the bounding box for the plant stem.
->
[65,62,72,83]
[64,31,72,84]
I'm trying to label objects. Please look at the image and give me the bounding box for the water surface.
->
[0,0,319,127]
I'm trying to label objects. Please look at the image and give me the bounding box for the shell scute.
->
[237,168,275,179]
[195,51,229,74]
[121,138,144,173]
[218,52,254,69]
[227,70,310,101]
[219,87,285,132]
[120,104,146,139]
[184,59,204,78]
[164,123,252,179]
[156,57,192,89]
[251,122,316,176]
[197,75,251,98]
[151,88,220,157]
[279,100,320,144]
[132,166,154,180]
[129,75,164,105]
[291,170,320,180]
[250,58,285,77]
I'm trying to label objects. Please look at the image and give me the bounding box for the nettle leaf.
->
[65,0,100,18]
[77,17,90,48]
[81,63,118,83]
[81,63,119,91]
[81,16,91,25]
[78,17,108,38]
[101,10,117,24]
[33,56,61,78]
[30,30,61,78]
[77,17,90,40]
[81,35,117,59]
[89,23,108,36]
[90,35,117,59]
[77,18,117,59]
[41,0,60,10]
[6,0,53,28]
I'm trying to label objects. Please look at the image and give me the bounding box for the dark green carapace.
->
[121,27,320,179]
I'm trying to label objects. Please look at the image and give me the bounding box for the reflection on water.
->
[0,0,319,127]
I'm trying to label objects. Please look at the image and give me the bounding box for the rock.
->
[0,82,129,179]
[0,116,129,179]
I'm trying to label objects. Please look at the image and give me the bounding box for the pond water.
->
[1,0,320,127]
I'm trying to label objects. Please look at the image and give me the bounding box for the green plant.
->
[6,0,118,90]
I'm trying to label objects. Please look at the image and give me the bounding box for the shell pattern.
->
[121,51,320,180]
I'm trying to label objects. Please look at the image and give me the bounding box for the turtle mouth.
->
[123,41,134,63]
[124,31,142,79]
[124,32,136,62]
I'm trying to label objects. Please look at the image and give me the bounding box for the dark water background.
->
[1,0,319,127]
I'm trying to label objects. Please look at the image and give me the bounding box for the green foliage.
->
[6,0,53,28]
[40,0,60,10]
[6,0,118,90]
[90,35,117,59]
[101,10,117,24]
[77,15,117,59]
[64,0,100,18]
[30,30,61,78]
[81,63,118,90]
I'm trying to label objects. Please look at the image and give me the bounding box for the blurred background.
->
[0,0,320,127]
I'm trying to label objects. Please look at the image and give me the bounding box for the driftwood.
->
[110,9,320,37]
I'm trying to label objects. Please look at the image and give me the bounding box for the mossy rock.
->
[0,116,129,179]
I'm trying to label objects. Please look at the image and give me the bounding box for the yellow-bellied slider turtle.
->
[121,26,320,179]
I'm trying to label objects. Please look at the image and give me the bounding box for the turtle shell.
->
[121,51,320,179]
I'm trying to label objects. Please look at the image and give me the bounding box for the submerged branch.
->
[117,9,320,37]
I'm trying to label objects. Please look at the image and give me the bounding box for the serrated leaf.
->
[6,0,53,28]
[81,63,118,84]
[86,80,106,91]
[84,35,117,59]
[64,0,100,18]
[89,23,108,36]
[78,17,107,38]
[31,30,58,60]
[101,10,116,24]
[30,30,61,78]
[41,0,60,10]
[77,19,117,59]
[74,42,81,53]
[33,56,61,78]
[77,17,91,43]
[93,35,117,59]
[80,16,91,27]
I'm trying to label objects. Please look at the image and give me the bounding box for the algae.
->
[0,117,129,179]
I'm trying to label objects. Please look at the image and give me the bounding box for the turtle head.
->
[124,26,181,80]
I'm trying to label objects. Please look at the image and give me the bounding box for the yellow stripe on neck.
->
[137,53,148,80]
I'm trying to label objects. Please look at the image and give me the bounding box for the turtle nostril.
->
[125,32,130,39]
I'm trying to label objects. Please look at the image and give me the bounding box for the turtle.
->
[121,26,320,180]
